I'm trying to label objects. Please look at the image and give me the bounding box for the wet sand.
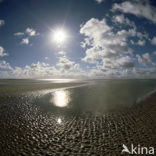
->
[0,85,155,155]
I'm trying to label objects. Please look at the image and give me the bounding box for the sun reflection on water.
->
[51,90,70,107]
[57,118,62,124]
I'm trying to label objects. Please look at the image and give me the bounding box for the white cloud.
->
[80,18,135,69]
[136,31,149,40]
[131,39,146,46]
[74,64,80,70]
[14,32,24,36]
[0,60,11,70]
[14,28,38,37]
[0,46,8,57]
[0,19,5,27]
[151,37,156,45]
[114,56,134,68]
[88,66,156,79]
[132,67,156,78]
[0,71,10,78]
[80,18,131,50]
[95,56,134,71]
[136,53,155,66]
[21,38,29,45]
[57,56,75,71]
[0,60,84,79]
[26,27,39,36]
[113,14,136,28]
[14,27,39,46]
[112,0,156,24]
[95,0,104,4]
[136,40,146,46]
[10,62,57,78]
[80,18,111,42]
[0,59,155,79]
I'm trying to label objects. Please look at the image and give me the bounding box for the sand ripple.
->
[0,92,155,155]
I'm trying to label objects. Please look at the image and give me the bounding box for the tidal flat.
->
[0,79,155,155]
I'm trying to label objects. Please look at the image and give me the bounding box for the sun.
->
[52,29,67,44]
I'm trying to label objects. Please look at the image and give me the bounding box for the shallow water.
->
[34,79,156,114]
[1,79,156,114]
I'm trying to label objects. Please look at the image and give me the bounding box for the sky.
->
[0,0,156,79]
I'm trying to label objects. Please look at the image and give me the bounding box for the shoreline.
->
[136,88,156,104]
[133,90,156,112]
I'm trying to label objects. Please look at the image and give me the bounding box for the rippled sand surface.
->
[0,80,156,155]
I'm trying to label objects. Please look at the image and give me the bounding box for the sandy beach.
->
[0,81,155,155]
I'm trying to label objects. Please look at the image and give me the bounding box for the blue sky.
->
[0,0,156,78]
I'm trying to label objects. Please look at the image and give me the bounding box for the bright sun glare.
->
[52,29,67,44]
[51,90,70,108]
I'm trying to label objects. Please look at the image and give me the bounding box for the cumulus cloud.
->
[112,0,156,24]
[57,56,75,71]
[96,56,134,71]
[113,14,136,28]
[80,18,136,70]
[88,66,156,79]
[80,18,132,50]
[21,38,29,45]
[0,46,8,57]
[0,60,11,70]
[25,27,39,36]
[114,56,134,68]
[136,40,146,46]
[79,15,156,78]
[0,19,5,27]
[0,60,84,79]
[14,27,39,45]
[0,58,155,79]
[131,39,146,46]
[136,53,155,66]
[132,67,156,78]
[14,28,39,37]
[11,62,56,78]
